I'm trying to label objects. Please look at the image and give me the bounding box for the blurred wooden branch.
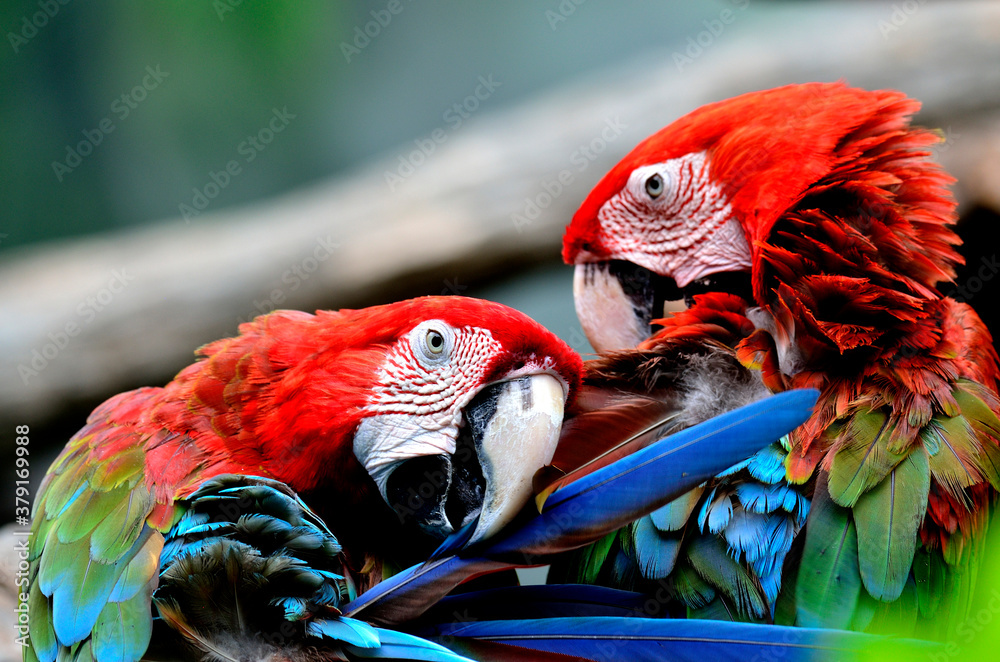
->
[2,3,1000,427]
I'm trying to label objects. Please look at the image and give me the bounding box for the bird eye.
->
[411,321,453,364]
[645,174,664,199]
[425,330,445,354]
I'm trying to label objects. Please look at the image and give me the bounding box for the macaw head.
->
[195,296,581,558]
[562,82,960,352]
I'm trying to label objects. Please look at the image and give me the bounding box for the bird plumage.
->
[25,296,582,662]
[562,82,1000,636]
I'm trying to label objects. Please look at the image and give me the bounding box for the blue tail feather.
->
[345,390,819,625]
[423,617,941,662]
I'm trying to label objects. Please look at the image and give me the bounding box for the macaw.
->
[25,296,583,662]
[559,82,1000,636]
[349,389,839,661]
[143,336,825,662]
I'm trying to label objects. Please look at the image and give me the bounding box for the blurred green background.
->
[2,1,731,252]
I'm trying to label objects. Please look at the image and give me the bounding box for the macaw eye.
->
[426,330,445,354]
[645,174,664,199]
[411,320,454,364]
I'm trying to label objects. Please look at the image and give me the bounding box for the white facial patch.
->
[353,413,458,495]
[597,151,752,287]
[357,323,502,493]
[367,323,501,421]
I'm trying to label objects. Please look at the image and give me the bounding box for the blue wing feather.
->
[425,584,651,621]
[347,628,474,661]
[632,517,681,580]
[346,390,819,624]
[425,617,941,662]
[305,616,381,648]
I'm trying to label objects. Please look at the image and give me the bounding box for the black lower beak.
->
[574,261,753,351]
[384,421,486,540]
[379,374,565,544]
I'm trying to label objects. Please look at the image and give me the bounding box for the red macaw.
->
[25,296,583,662]
[560,82,1000,636]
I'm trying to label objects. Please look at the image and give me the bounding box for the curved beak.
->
[468,373,565,543]
[574,262,676,352]
[355,374,566,545]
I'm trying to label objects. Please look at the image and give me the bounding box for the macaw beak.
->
[355,374,566,545]
[573,261,753,352]
[573,261,677,352]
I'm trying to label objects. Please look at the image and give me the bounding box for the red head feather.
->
[72,296,583,564]
[562,82,960,300]
[155,297,582,495]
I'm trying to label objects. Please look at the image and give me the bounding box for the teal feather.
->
[91,577,155,662]
[723,507,772,563]
[106,532,160,604]
[687,535,767,618]
[27,579,56,662]
[346,629,474,661]
[744,444,788,484]
[561,407,813,623]
[717,457,752,478]
[305,617,381,649]
[650,486,704,531]
[671,562,716,609]
[702,489,733,534]
[632,516,682,580]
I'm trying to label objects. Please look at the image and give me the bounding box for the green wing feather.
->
[795,472,862,629]
[853,447,930,602]
[686,535,767,618]
[866,576,919,636]
[912,547,944,618]
[671,561,716,609]
[803,377,1000,637]
[567,531,616,585]
[26,412,177,662]
[827,410,906,508]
